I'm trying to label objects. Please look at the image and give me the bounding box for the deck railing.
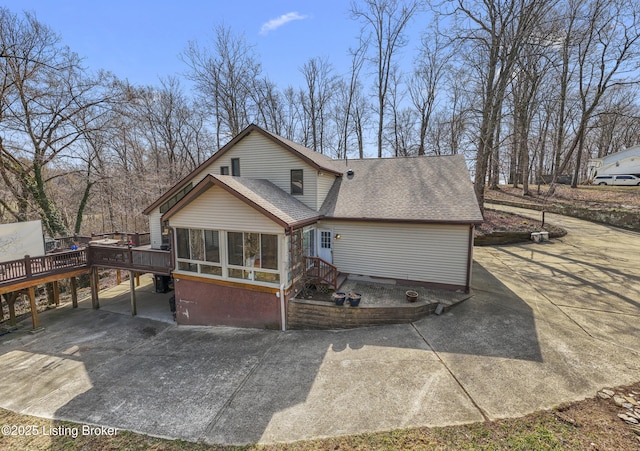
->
[51,232,151,250]
[0,245,171,289]
[0,249,89,285]
[303,256,338,289]
[89,245,171,275]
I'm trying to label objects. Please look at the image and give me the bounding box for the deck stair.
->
[303,256,342,290]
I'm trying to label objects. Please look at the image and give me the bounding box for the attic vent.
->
[347,169,354,176]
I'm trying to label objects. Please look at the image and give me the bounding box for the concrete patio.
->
[0,208,639,447]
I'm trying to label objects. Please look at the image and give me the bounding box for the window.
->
[175,228,279,284]
[176,228,190,259]
[303,228,315,257]
[261,234,278,269]
[159,182,193,213]
[227,232,244,266]
[204,229,220,262]
[220,166,229,175]
[320,230,331,249]
[227,232,279,283]
[231,158,240,176]
[190,229,204,261]
[175,228,222,276]
[291,169,303,195]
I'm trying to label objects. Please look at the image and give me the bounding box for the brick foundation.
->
[174,276,284,329]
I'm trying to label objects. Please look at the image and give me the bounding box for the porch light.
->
[334,234,341,239]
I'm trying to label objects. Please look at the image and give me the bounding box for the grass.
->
[2,382,639,450]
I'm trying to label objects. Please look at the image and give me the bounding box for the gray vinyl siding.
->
[149,210,163,250]
[169,185,282,234]
[322,221,470,286]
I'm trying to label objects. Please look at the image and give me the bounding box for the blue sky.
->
[1,0,424,90]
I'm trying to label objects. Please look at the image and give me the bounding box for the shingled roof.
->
[162,174,321,228]
[320,155,483,224]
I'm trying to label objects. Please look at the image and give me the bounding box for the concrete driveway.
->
[1,208,639,446]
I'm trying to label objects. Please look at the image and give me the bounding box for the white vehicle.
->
[593,174,640,186]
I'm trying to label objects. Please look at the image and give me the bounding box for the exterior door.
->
[317,229,333,263]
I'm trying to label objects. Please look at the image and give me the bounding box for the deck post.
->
[90,267,100,309]
[116,269,121,285]
[70,277,78,308]
[24,255,32,278]
[53,280,60,306]
[129,270,137,316]
[28,286,38,329]
[7,293,16,325]
[136,272,140,287]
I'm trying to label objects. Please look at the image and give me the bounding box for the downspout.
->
[280,283,286,331]
[465,224,474,293]
[281,225,294,332]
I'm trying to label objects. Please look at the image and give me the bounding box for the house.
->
[587,145,640,181]
[143,124,483,329]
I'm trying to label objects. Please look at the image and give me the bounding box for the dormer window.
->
[291,169,303,195]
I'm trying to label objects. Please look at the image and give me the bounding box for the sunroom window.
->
[175,228,222,276]
[227,232,279,283]
[175,228,279,285]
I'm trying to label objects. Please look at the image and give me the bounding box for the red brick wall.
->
[174,277,283,329]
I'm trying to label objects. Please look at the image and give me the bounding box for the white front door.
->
[317,229,332,263]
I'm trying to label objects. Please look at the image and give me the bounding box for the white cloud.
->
[260,12,308,35]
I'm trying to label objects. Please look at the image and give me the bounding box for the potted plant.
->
[348,291,361,307]
[332,291,346,306]
[406,290,418,302]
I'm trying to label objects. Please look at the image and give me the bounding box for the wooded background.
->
[1,0,639,236]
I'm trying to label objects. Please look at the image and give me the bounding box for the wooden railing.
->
[303,256,338,289]
[0,245,171,290]
[51,232,151,250]
[0,249,89,285]
[89,245,171,275]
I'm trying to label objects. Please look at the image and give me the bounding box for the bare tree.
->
[334,37,369,159]
[183,25,262,145]
[299,57,336,154]
[447,0,554,213]
[409,30,451,155]
[0,8,113,235]
[561,0,640,188]
[351,0,419,157]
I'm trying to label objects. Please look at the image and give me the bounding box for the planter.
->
[348,292,361,307]
[332,291,346,306]
[406,290,419,302]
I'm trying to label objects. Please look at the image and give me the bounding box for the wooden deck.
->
[0,245,171,295]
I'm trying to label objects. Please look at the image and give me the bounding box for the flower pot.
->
[348,292,361,307]
[332,291,346,306]
[406,290,418,302]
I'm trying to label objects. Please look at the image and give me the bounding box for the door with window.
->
[317,229,333,263]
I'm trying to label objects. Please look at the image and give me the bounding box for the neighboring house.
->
[143,124,483,328]
[587,145,640,181]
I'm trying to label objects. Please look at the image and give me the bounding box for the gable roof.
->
[162,174,321,229]
[143,124,341,215]
[320,155,483,224]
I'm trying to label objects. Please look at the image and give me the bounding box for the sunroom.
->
[173,227,283,286]
[161,174,321,327]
